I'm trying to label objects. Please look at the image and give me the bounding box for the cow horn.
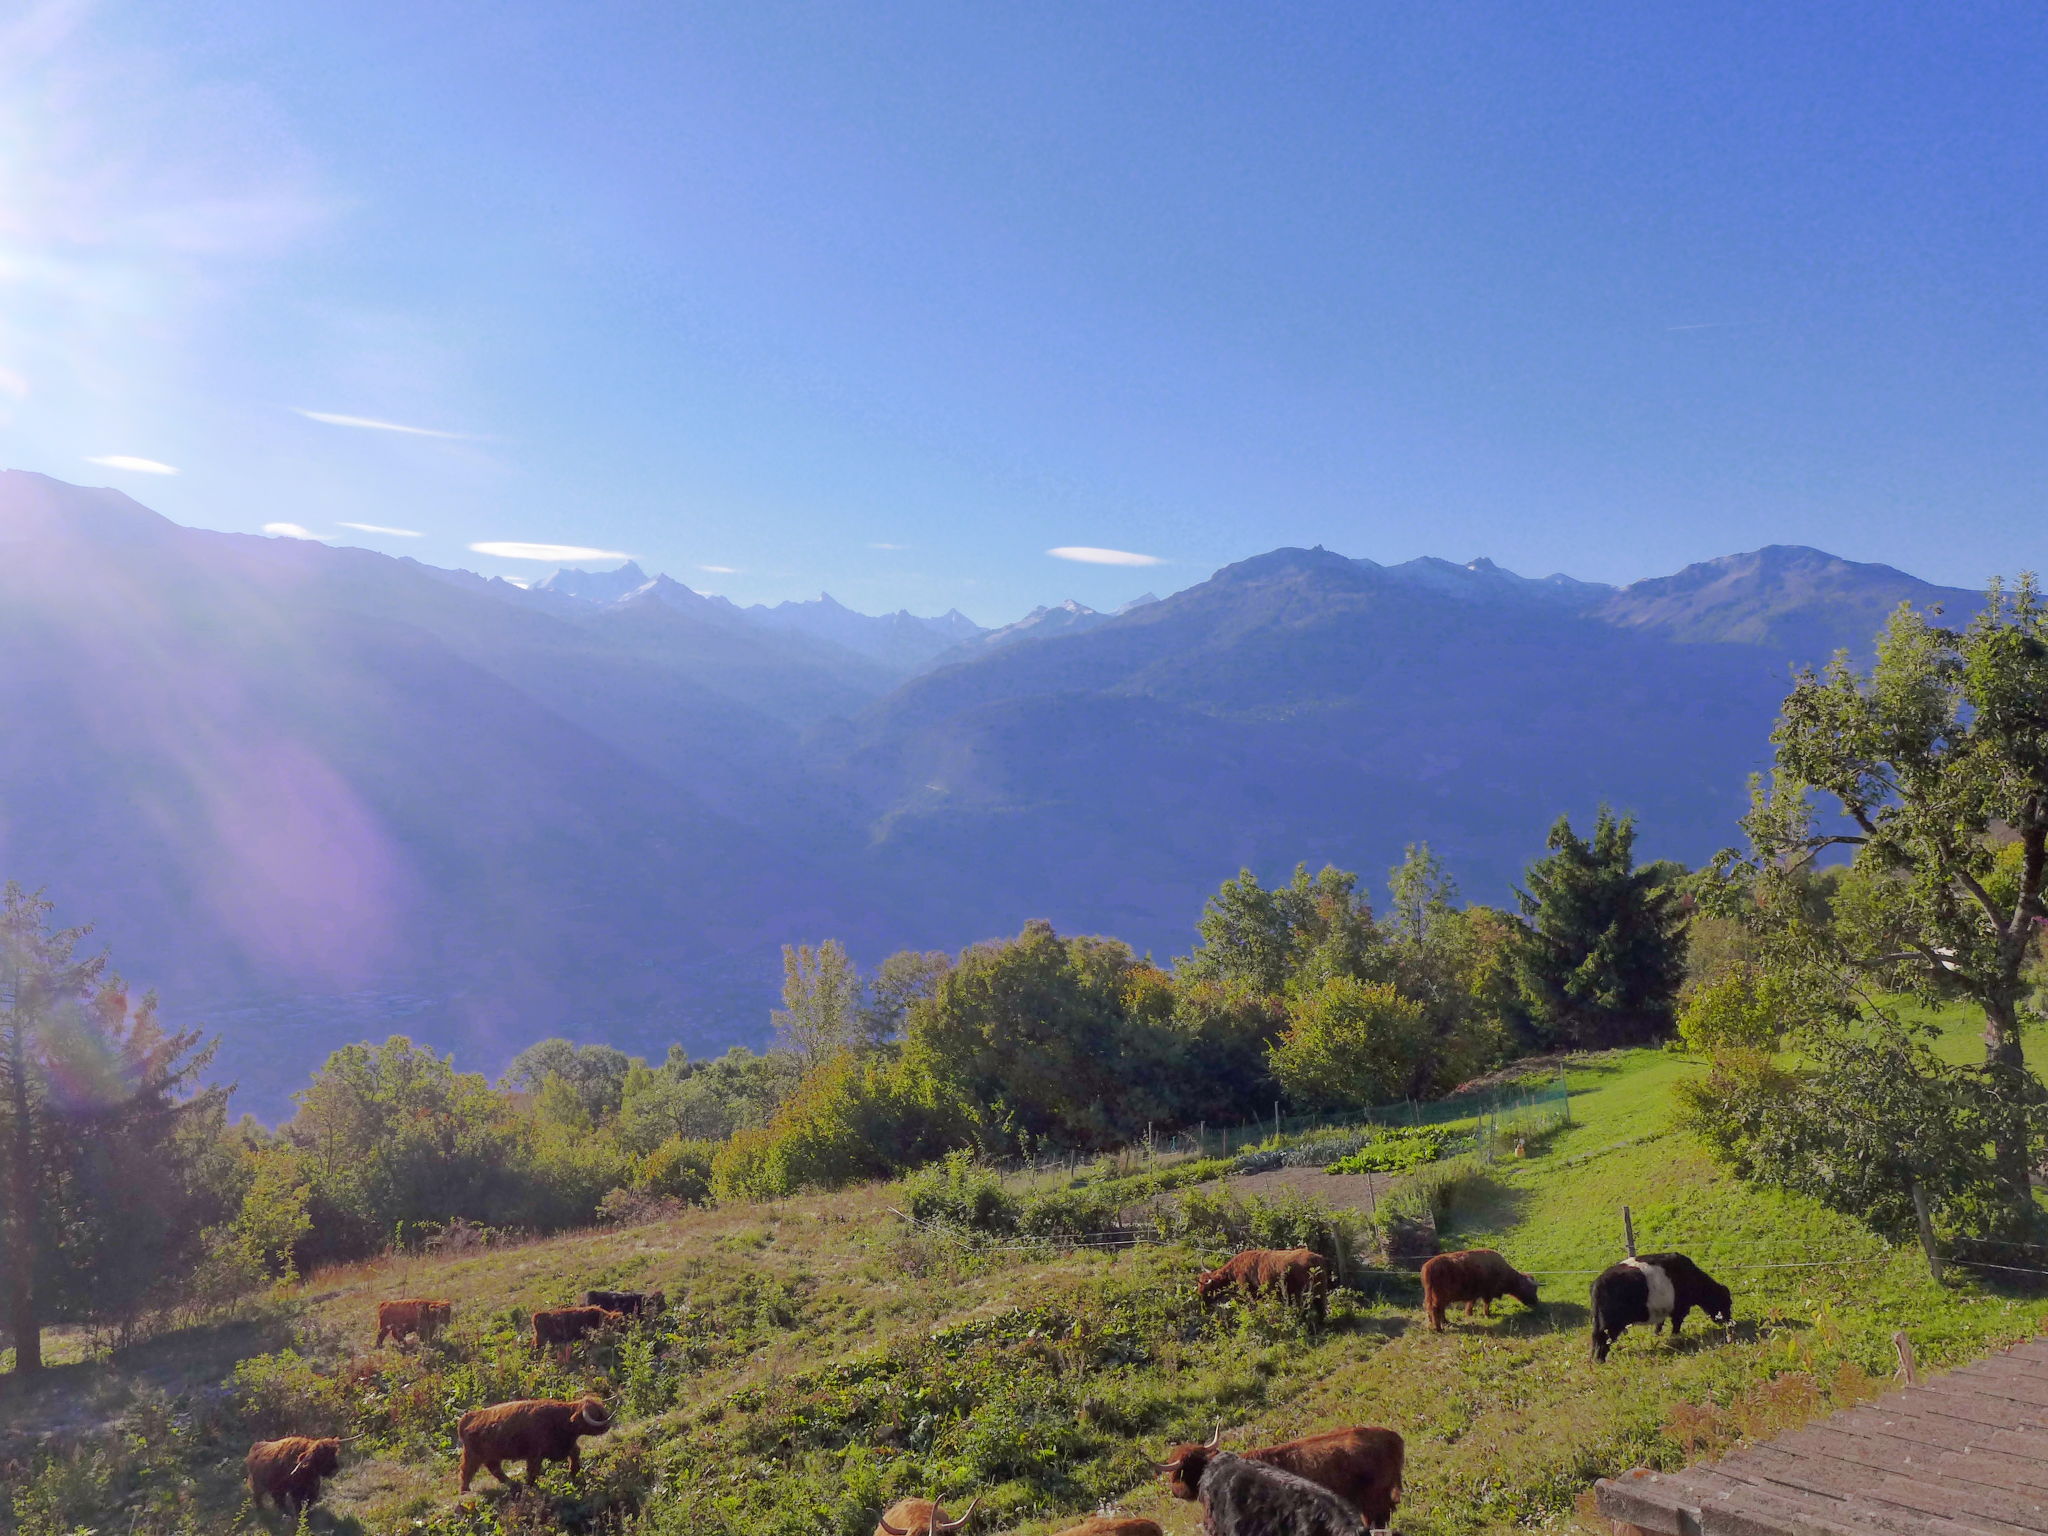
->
[335,1432,366,1443]
[580,1401,612,1426]
[1150,1452,1184,1470]
[879,1521,907,1536]
[1204,1424,1222,1450]
[937,1496,980,1529]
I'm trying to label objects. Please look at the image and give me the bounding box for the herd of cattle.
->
[244,1246,1733,1531]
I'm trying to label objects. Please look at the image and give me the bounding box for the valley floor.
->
[8,1035,2048,1535]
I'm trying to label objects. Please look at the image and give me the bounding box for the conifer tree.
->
[1511,810,1686,1047]
[0,884,223,1372]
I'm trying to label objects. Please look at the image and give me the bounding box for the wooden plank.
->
[1832,1405,2048,1483]
[1614,1460,1999,1536]
[1777,1420,2048,1499]
[1718,1442,2048,1534]
[1890,1385,2048,1437]
[1921,1362,2048,1410]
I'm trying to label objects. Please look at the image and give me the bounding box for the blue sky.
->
[2,2,2043,623]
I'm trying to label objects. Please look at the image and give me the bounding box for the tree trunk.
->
[1982,991,2036,1219]
[3,1024,40,1373]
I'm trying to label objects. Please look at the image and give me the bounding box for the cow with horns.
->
[245,1433,359,1512]
[875,1496,980,1534]
[1195,1247,1334,1321]
[584,1287,666,1318]
[1589,1251,1732,1363]
[1420,1247,1539,1333]
[455,1395,613,1490]
[531,1304,626,1352]
[1157,1425,1403,1528]
[374,1297,452,1347]
[1183,1450,1367,1536]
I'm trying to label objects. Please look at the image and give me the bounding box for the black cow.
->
[1590,1252,1732,1363]
[1194,1450,1365,1536]
[584,1288,666,1318]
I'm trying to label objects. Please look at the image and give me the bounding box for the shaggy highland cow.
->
[374,1297,452,1347]
[455,1395,612,1490]
[1158,1425,1403,1527]
[1420,1247,1539,1332]
[245,1435,350,1512]
[876,1495,980,1534]
[1191,1451,1367,1536]
[1195,1248,1334,1321]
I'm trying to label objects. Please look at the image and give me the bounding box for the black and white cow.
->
[1195,1450,1367,1536]
[1590,1252,1732,1363]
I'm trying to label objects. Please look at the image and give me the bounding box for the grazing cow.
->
[455,1396,612,1490]
[1158,1425,1403,1527]
[1190,1451,1366,1536]
[1196,1248,1334,1321]
[1590,1251,1732,1363]
[584,1287,666,1318]
[374,1297,452,1347]
[1421,1248,1539,1332]
[876,1495,979,1534]
[1050,1521,1163,1536]
[531,1304,626,1351]
[245,1435,349,1512]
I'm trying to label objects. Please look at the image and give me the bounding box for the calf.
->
[456,1396,611,1490]
[1590,1251,1732,1363]
[1421,1248,1539,1332]
[1196,1247,1334,1321]
[1159,1425,1403,1527]
[245,1435,348,1513]
[1050,1521,1163,1536]
[374,1297,452,1347]
[1193,1451,1366,1536]
[584,1287,666,1318]
[876,1495,979,1534]
[531,1304,626,1351]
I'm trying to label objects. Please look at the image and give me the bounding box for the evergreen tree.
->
[1511,810,1686,1047]
[0,885,223,1373]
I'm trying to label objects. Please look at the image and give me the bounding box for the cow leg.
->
[566,1447,581,1479]
[1483,1298,1494,1316]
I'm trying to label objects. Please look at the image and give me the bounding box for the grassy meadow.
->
[7,1032,2048,1536]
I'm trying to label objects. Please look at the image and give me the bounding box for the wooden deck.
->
[1596,1335,2048,1535]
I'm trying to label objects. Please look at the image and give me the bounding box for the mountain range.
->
[0,470,1984,1109]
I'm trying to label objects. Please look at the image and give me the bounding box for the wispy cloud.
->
[263,521,320,539]
[870,541,909,551]
[339,521,423,538]
[86,454,178,475]
[469,541,633,563]
[295,409,469,438]
[1048,545,1163,567]
[699,564,737,574]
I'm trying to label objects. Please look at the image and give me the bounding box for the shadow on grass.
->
[1439,1170,1532,1237]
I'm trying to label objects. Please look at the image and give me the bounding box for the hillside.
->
[0,470,1996,1103]
[9,1042,2048,1535]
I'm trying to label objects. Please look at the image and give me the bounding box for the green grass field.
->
[7,1039,2048,1536]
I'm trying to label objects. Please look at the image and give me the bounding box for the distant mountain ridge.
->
[0,469,1994,1109]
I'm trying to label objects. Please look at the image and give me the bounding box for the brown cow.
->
[1196,1248,1333,1321]
[375,1297,452,1347]
[1421,1247,1539,1332]
[1050,1521,1163,1536]
[1158,1425,1404,1528]
[531,1304,625,1351]
[456,1396,612,1490]
[876,1495,980,1534]
[245,1434,351,1512]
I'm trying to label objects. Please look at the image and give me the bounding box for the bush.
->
[636,1135,718,1203]
[902,1151,1020,1235]
[1326,1126,1457,1174]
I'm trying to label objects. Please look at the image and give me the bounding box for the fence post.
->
[1559,1066,1572,1125]
[1911,1181,1943,1282]
[1273,1101,1281,1143]
[1622,1206,1636,1258]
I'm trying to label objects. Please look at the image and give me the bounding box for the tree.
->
[1386,843,1458,946]
[0,885,223,1372]
[1738,580,2048,1205]
[1179,865,1377,996]
[1266,978,1430,1110]
[860,949,951,1049]
[504,1039,635,1122]
[773,940,864,1064]
[1511,810,1686,1047]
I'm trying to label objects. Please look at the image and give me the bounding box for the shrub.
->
[1326,1125,1457,1174]
[902,1151,1020,1235]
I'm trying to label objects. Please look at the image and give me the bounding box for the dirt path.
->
[1207,1164,1395,1214]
